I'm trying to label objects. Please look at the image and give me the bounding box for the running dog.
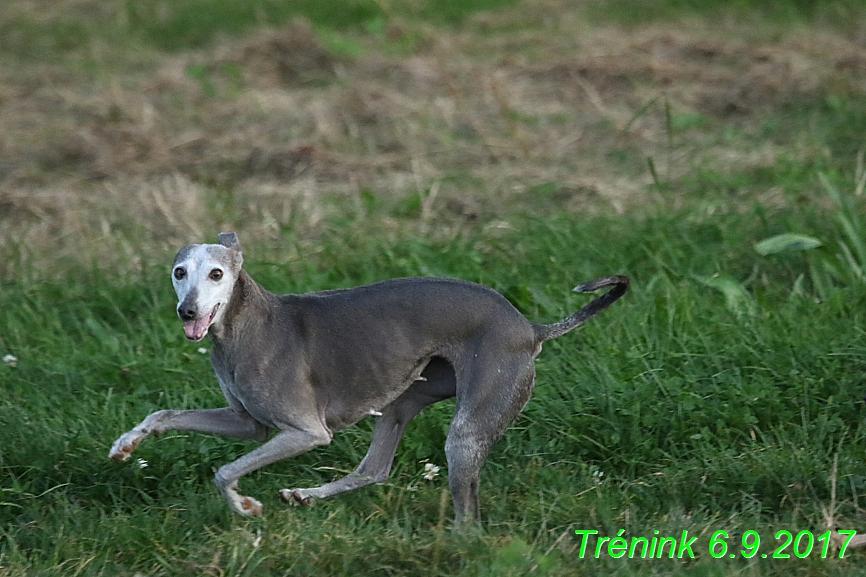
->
[109,232,628,523]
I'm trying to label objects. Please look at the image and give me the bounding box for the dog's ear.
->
[217,232,242,253]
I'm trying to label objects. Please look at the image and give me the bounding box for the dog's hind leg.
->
[446,353,536,525]
[109,407,269,462]
[280,402,417,505]
[282,357,456,505]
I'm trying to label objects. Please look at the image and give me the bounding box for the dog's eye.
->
[173,267,186,280]
[209,269,223,281]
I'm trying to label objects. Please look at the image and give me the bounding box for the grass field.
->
[2,0,866,575]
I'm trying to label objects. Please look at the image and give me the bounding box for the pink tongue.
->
[183,318,209,340]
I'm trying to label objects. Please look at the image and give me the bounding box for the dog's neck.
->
[210,270,274,343]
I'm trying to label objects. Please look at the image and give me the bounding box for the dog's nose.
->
[178,304,197,321]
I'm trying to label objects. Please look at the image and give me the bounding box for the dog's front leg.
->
[214,426,333,516]
[108,407,268,462]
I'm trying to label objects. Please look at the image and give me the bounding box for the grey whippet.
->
[109,232,628,523]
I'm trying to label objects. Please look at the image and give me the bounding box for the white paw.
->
[229,494,263,516]
[279,488,315,506]
[108,431,144,462]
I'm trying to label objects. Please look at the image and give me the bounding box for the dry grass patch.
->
[1,2,865,278]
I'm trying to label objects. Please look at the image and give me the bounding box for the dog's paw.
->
[234,495,263,517]
[279,488,315,506]
[108,432,142,462]
[226,492,263,516]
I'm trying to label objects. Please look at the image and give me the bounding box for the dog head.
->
[171,232,244,341]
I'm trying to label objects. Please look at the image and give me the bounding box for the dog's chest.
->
[212,359,241,400]
[209,341,317,430]
[210,347,276,423]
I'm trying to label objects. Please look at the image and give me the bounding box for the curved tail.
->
[533,275,629,342]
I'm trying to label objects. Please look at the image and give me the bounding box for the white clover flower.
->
[423,463,440,480]
[197,347,208,354]
[2,354,17,367]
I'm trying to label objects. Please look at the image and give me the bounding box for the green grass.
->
[0,0,520,59]
[3,168,866,574]
[125,0,385,51]
[588,0,866,28]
